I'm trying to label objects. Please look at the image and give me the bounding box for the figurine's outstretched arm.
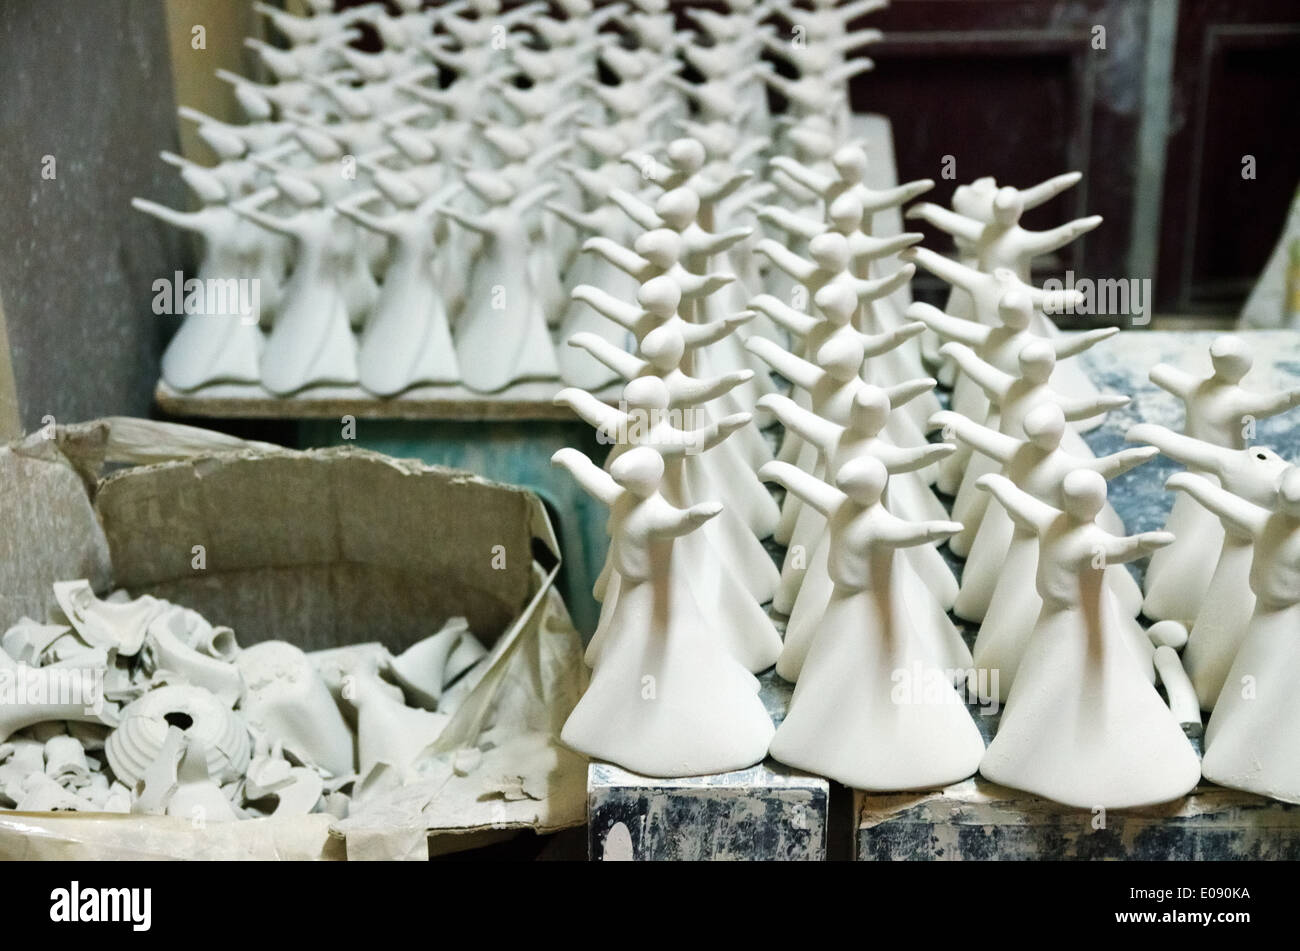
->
[1051,325,1120,360]
[1020,215,1103,255]
[770,167,820,204]
[581,237,652,281]
[883,377,938,410]
[1057,391,1130,422]
[680,311,754,349]
[975,473,1058,535]
[437,205,493,236]
[552,448,622,507]
[1091,445,1159,480]
[746,337,823,391]
[754,239,817,283]
[905,301,988,348]
[511,183,560,215]
[131,198,207,234]
[608,188,663,231]
[855,231,924,262]
[677,269,734,298]
[674,369,754,406]
[692,226,752,258]
[335,193,400,236]
[1125,422,1232,475]
[860,179,934,213]
[877,441,958,474]
[904,203,983,243]
[749,294,818,338]
[546,202,604,234]
[232,194,300,238]
[1030,286,1087,316]
[554,387,630,437]
[758,461,844,517]
[1235,385,1300,420]
[861,321,926,358]
[853,264,914,303]
[568,332,648,381]
[695,169,753,206]
[877,513,964,549]
[1102,530,1176,565]
[756,393,841,455]
[928,410,1019,464]
[1148,363,1198,400]
[840,0,890,22]
[939,342,1014,401]
[899,245,981,293]
[699,413,753,452]
[757,205,824,242]
[1165,472,1270,539]
[1018,171,1083,210]
[767,156,834,199]
[570,286,645,331]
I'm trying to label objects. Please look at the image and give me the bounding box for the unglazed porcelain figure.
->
[1170,468,1300,803]
[976,472,1200,809]
[1127,423,1291,710]
[909,291,1115,494]
[233,174,360,394]
[558,379,782,672]
[941,340,1129,556]
[553,446,774,777]
[937,407,1155,701]
[761,389,967,683]
[760,457,984,789]
[1142,336,1300,623]
[336,174,462,395]
[438,172,561,392]
[568,323,780,539]
[133,174,267,391]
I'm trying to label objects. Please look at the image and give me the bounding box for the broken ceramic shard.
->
[235,641,354,778]
[52,580,165,657]
[976,471,1200,809]
[105,684,251,789]
[553,446,773,776]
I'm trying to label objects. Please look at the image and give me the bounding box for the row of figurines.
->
[551,307,1300,808]
[137,0,888,395]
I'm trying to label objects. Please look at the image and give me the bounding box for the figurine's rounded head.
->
[637,275,681,317]
[640,324,685,370]
[831,146,868,184]
[848,385,890,434]
[953,177,997,219]
[814,283,858,326]
[787,122,835,162]
[374,170,422,208]
[1061,468,1107,520]
[611,446,664,498]
[835,456,888,505]
[196,125,246,162]
[1209,335,1253,383]
[997,286,1034,330]
[809,232,850,271]
[342,48,388,83]
[1278,467,1300,517]
[485,127,532,163]
[274,172,323,207]
[1021,401,1066,450]
[633,229,682,269]
[828,192,866,234]
[667,138,706,173]
[655,188,699,230]
[180,166,228,205]
[622,376,670,412]
[464,170,514,205]
[295,126,344,161]
[1017,339,1057,383]
[816,334,865,382]
[992,186,1024,225]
